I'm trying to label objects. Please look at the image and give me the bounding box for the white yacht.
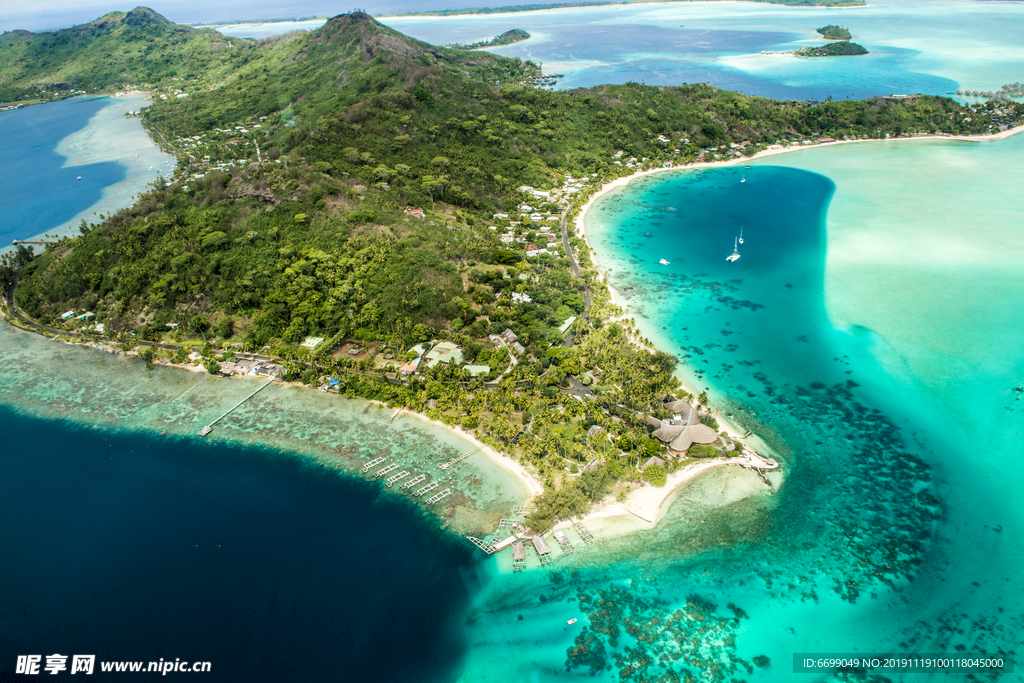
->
[659,258,670,265]
[738,227,744,245]
[726,237,741,262]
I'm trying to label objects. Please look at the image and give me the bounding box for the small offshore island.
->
[0,7,1019,549]
[447,28,531,50]
[797,41,868,57]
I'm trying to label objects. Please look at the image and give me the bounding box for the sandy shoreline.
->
[386,406,546,499]
[566,127,1024,525]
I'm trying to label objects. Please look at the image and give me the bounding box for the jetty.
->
[413,480,439,497]
[362,456,386,473]
[401,474,427,490]
[573,522,594,545]
[391,407,404,421]
[385,470,410,488]
[553,530,574,554]
[374,463,399,478]
[467,536,497,554]
[197,380,273,436]
[438,446,482,471]
[425,488,452,504]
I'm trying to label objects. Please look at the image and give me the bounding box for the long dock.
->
[198,380,273,436]
[438,447,481,471]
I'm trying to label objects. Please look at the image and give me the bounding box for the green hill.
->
[448,28,531,50]
[0,7,281,101]
[798,41,867,57]
[3,10,1010,514]
[816,24,852,40]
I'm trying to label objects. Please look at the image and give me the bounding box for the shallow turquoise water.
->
[572,136,1024,679]
[384,0,1024,100]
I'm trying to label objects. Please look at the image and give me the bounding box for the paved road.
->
[559,213,593,348]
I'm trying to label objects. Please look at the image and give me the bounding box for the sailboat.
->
[726,237,741,262]
[738,227,744,245]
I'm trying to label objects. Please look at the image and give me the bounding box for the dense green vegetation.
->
[798,41,868,57]
[0,8,293,102]
[380,0,866,19]
[816,24,852,40]
[6,9,1011,529]
[448,28,531,50]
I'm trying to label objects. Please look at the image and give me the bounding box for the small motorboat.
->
[567,618,578,625]
[659,258,670,265]
[738,227,744,245]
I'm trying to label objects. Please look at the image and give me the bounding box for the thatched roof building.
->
[648,398,720,454]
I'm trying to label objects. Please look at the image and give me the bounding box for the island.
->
[798,41,868,57]
[816,24,852,40]
[0,8,1011,535]
[378,0,867,19]
[448,28,530,50]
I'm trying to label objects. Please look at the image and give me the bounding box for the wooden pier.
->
[197,380,273,436]
[467,536,497,554]
[374,463,399,478]
[413,480,439,497]
[438,446,481,471]
[362,456,386,473]
[553,530,574,554]
[425,488,451,504]
[573,522,594,544]
[385,470,410,488]
[391,407,405,421]
[401,474,427,490]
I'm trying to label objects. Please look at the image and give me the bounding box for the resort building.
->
[647,399,719,454]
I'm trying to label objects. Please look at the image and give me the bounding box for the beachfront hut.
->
[641,456,665,470]
[531,536,552,565]
[512,542,525,572]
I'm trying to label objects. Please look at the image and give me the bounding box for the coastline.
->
[564,128,1024,524]
[3,92,175,253]
[384,405,546,499]
[574,124,1024,244]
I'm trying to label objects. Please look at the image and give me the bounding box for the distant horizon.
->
[0,0,564,33]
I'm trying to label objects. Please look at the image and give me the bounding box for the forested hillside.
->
[5,9,1017,520]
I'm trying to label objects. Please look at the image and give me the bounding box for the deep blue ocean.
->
[0,404,479,682]
[0,98,124,245]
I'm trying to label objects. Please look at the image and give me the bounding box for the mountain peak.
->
[309,11,436,61]
[125,7,173,27]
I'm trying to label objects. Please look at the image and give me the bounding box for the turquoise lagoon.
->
[384,0,1024,100]
[0,94,175,249]
[563,133,1024,680]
